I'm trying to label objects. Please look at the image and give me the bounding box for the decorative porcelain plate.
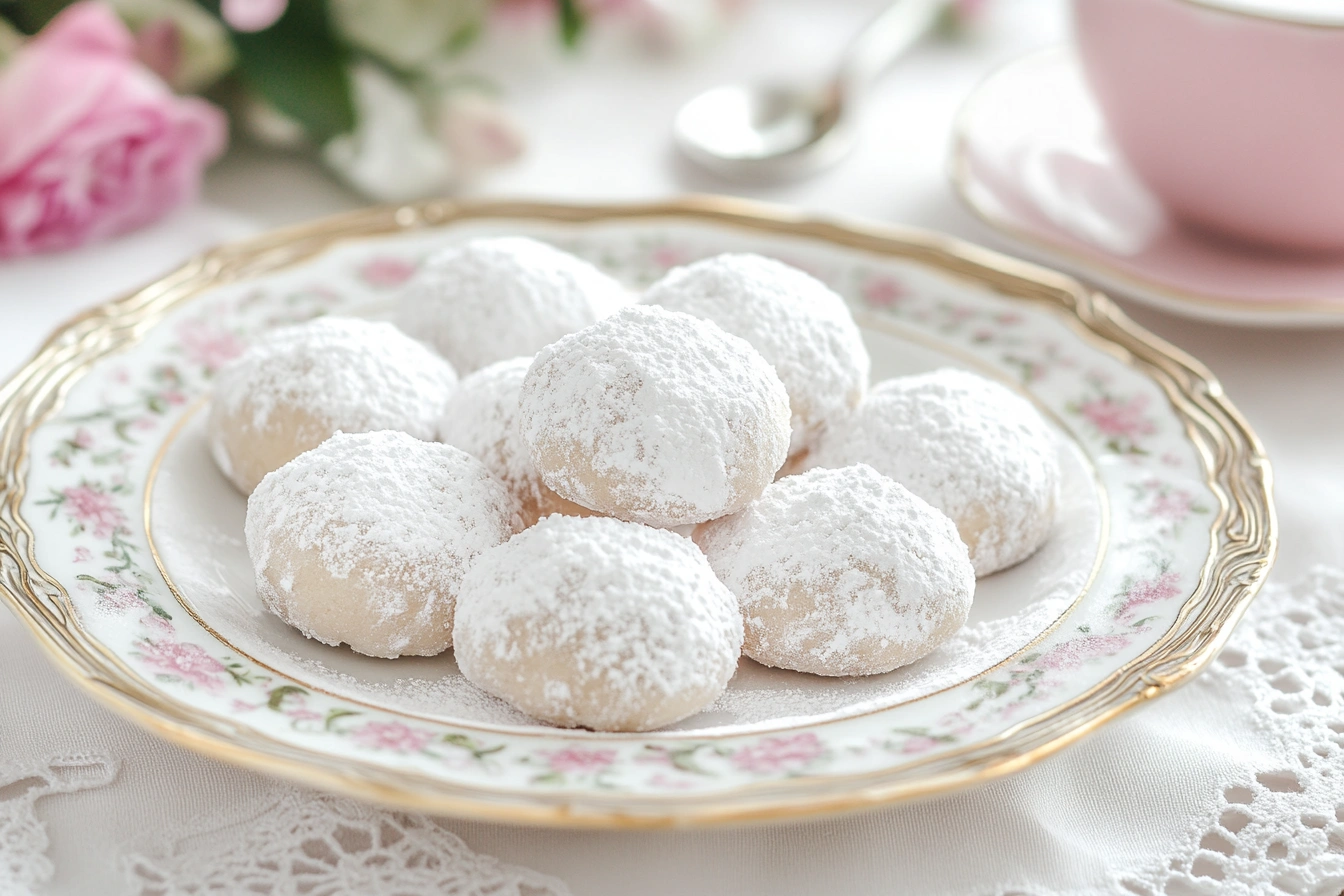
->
[0,198,1274,827]
[950,48,1344,328]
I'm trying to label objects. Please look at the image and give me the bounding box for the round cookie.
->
[642,253,870,453]
[209,316,457,495]
[695,464,974,677]
[519,304,791,528]
[438,357,594,527]
[453,515,743,731]
[245,431,522,659]
[807,368,1060,576]
[394,236,629,374]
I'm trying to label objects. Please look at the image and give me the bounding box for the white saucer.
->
[950,47,1344,327]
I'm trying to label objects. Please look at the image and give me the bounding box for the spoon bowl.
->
[673,0,944,182]
[673,83,853,181]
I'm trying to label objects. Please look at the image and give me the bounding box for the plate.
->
[950,48,1344,328]
[0,197,1274,827]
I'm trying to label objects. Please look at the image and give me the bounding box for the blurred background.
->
[0,0,1056,250]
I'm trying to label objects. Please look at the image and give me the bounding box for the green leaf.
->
[555,0,585,48]
[227,0,355,144]
[445,19,482,56]
[974,679,1010,699]
[668,748,712,776]
[324,708,360,730]
[267,685,307,711]
[1,0,67,34]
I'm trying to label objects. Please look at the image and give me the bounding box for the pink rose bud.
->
[0,2,227,257]
[221,0,288,32]
[134,18,182,85]
[437,90,526,173]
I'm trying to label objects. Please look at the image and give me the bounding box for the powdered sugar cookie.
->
[209,316,457,495]
[642,253,870,453]
[394,236,629,374]
[808,368,1060,576]
[453,515,743,731]
[695,464,974,677]
[438,356,593,527]
[518,304,791,528]
[245,431,521,659]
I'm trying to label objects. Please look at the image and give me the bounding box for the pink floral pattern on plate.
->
[16,221,1221,800]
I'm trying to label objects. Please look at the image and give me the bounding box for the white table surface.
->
[4,1,1343,893]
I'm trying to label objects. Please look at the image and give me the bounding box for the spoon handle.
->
[837,0,948,95]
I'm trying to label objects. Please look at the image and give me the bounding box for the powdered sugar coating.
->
[394,236,630,374]
[807,368,1060,576]
[695,464,975,677]
[209,316,457,494]
[245,431,522,659]
[518,304,791,527]
[437,357,593,526]
[642,253,870,453]
[453,515,743,731]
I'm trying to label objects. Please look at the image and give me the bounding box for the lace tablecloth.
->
[4,1,1344,893]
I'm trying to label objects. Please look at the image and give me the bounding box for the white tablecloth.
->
[4,2,1344,893]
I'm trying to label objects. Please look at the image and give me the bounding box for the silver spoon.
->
[674,0,947,182]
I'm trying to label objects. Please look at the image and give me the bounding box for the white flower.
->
[435,88,526,173]
[321,63,453,201]
[329,0,487,71]
[237,94,307,149]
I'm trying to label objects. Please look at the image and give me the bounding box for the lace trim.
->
[124,787,571,896]
[0,755,118,896]
[1112,567,1344,896]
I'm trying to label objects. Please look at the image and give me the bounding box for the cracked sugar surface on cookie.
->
[453,515,743,732]
[695,463,975,677]
[394,236,630,374]
[642,252,870,454]
[438,356,595,527]
[518,304,791,528]
[208,316,458,495]
[808,368,1061,577]
[245,431,521,659]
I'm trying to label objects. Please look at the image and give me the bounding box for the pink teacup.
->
[1072,0,1344,254]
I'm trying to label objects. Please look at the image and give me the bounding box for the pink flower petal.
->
[221,0,288,32]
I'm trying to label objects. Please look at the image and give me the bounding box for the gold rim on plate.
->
[0,196,1276,827]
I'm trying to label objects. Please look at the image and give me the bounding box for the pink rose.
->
[541,747,617,774]
[1118,571,1182,621]
[1037,633,1132,671]
[436,89,526,172]
[221,0,288,33]
[177,319,244,372]
[137,637,226,691]
[357,256,418,288]
[350,720,434,753]
[900,735,940,755]
[0,3,226,257]
[98,585,142,611]
[862,275,907,308]
[731,733,826,774]
[62,483,126,537]
[1079,395,1156,440]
